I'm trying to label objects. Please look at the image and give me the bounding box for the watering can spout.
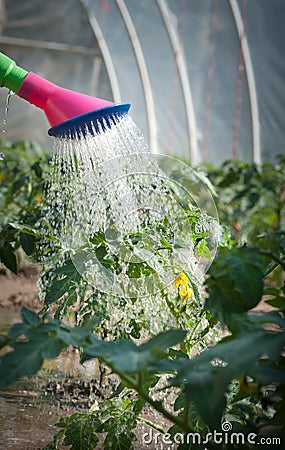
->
[0,52,130,138]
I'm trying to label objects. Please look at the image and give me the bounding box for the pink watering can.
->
[0,52,130,138]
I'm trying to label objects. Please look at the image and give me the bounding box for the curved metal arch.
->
[80,0,122,104]
[115,0,158,154]
[228,0,261,164]
[0,35,101,57]
[156,0,199,165]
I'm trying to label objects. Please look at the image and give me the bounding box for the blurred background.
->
[0,0,284,164]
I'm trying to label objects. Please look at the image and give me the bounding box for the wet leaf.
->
[42,259,82,305]
[104,431,134,450]
[58,413,100,450]
[195,239,211,260]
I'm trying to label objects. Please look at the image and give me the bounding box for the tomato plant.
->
[0,138,49,272]
[206,157,285,242]
[0,141,284,449]
[0,233,284,449]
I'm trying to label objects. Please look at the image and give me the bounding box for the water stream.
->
[37,112,219,335]
[0,90,15,161]
[2,89,14,135]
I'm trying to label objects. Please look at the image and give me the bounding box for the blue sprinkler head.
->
[48,103,131,139]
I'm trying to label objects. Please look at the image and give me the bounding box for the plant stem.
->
[118,371,195,434]
[259,250,285,269]
[138,416,166,434]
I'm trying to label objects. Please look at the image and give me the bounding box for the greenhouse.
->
[1,0,285,163]
[0,1,284,449]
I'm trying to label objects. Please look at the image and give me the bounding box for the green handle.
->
[0,52,28,93]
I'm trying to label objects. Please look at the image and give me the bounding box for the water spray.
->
[0,52,220,340]
[0,52,131,138]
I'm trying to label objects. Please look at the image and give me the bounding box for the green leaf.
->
[7,322,28,339]
[171,329,285,429]
[0,341,44,388]
[20,232,35,255]
[83,339,145,373]
[10,174,29,196]
[160,236,173,249]
[104,431,134,450]
[141,329,186,352]
[31,160,43,178]
[59,413,100,450]
[83,329,186,373]
[90,231,105,245]
[205,247,264,327]
[45,277,73,305]
[249,363,285,384]
[265,297,285,308]
[41,259,82,305]
[9,222,47,239]
[0,317,66,388]
[57,326,90,347]
[109,382,125,399]
[195,239,211,260]
[0,245,17,273]
[21,307,40,326]
[174,391,187,411]
[249,310,285,329]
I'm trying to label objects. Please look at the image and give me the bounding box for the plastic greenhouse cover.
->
[0,0,284,164]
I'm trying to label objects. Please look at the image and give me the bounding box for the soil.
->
[0,265,41,313]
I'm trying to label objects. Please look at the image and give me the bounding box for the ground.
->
[0,265,40,314]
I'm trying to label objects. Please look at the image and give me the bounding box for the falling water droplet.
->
[2,90,14,134]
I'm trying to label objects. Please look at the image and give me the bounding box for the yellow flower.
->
[35,194,42,202]
[179,287,187,297]
[175,272,189,288]
[176,272,193,304]
[181,285,193,303]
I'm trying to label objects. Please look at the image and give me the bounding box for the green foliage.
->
[1,231,284,448]
[170,319,285,430]
[0,306,91,388]
[1,142,285,448]
[0,140,217,349]
[206,157,285,242]
[48,413,100,450]
[0,139,49,272]
[205,246,264,329]
[38,258,84,308]
[46,396,141,450]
